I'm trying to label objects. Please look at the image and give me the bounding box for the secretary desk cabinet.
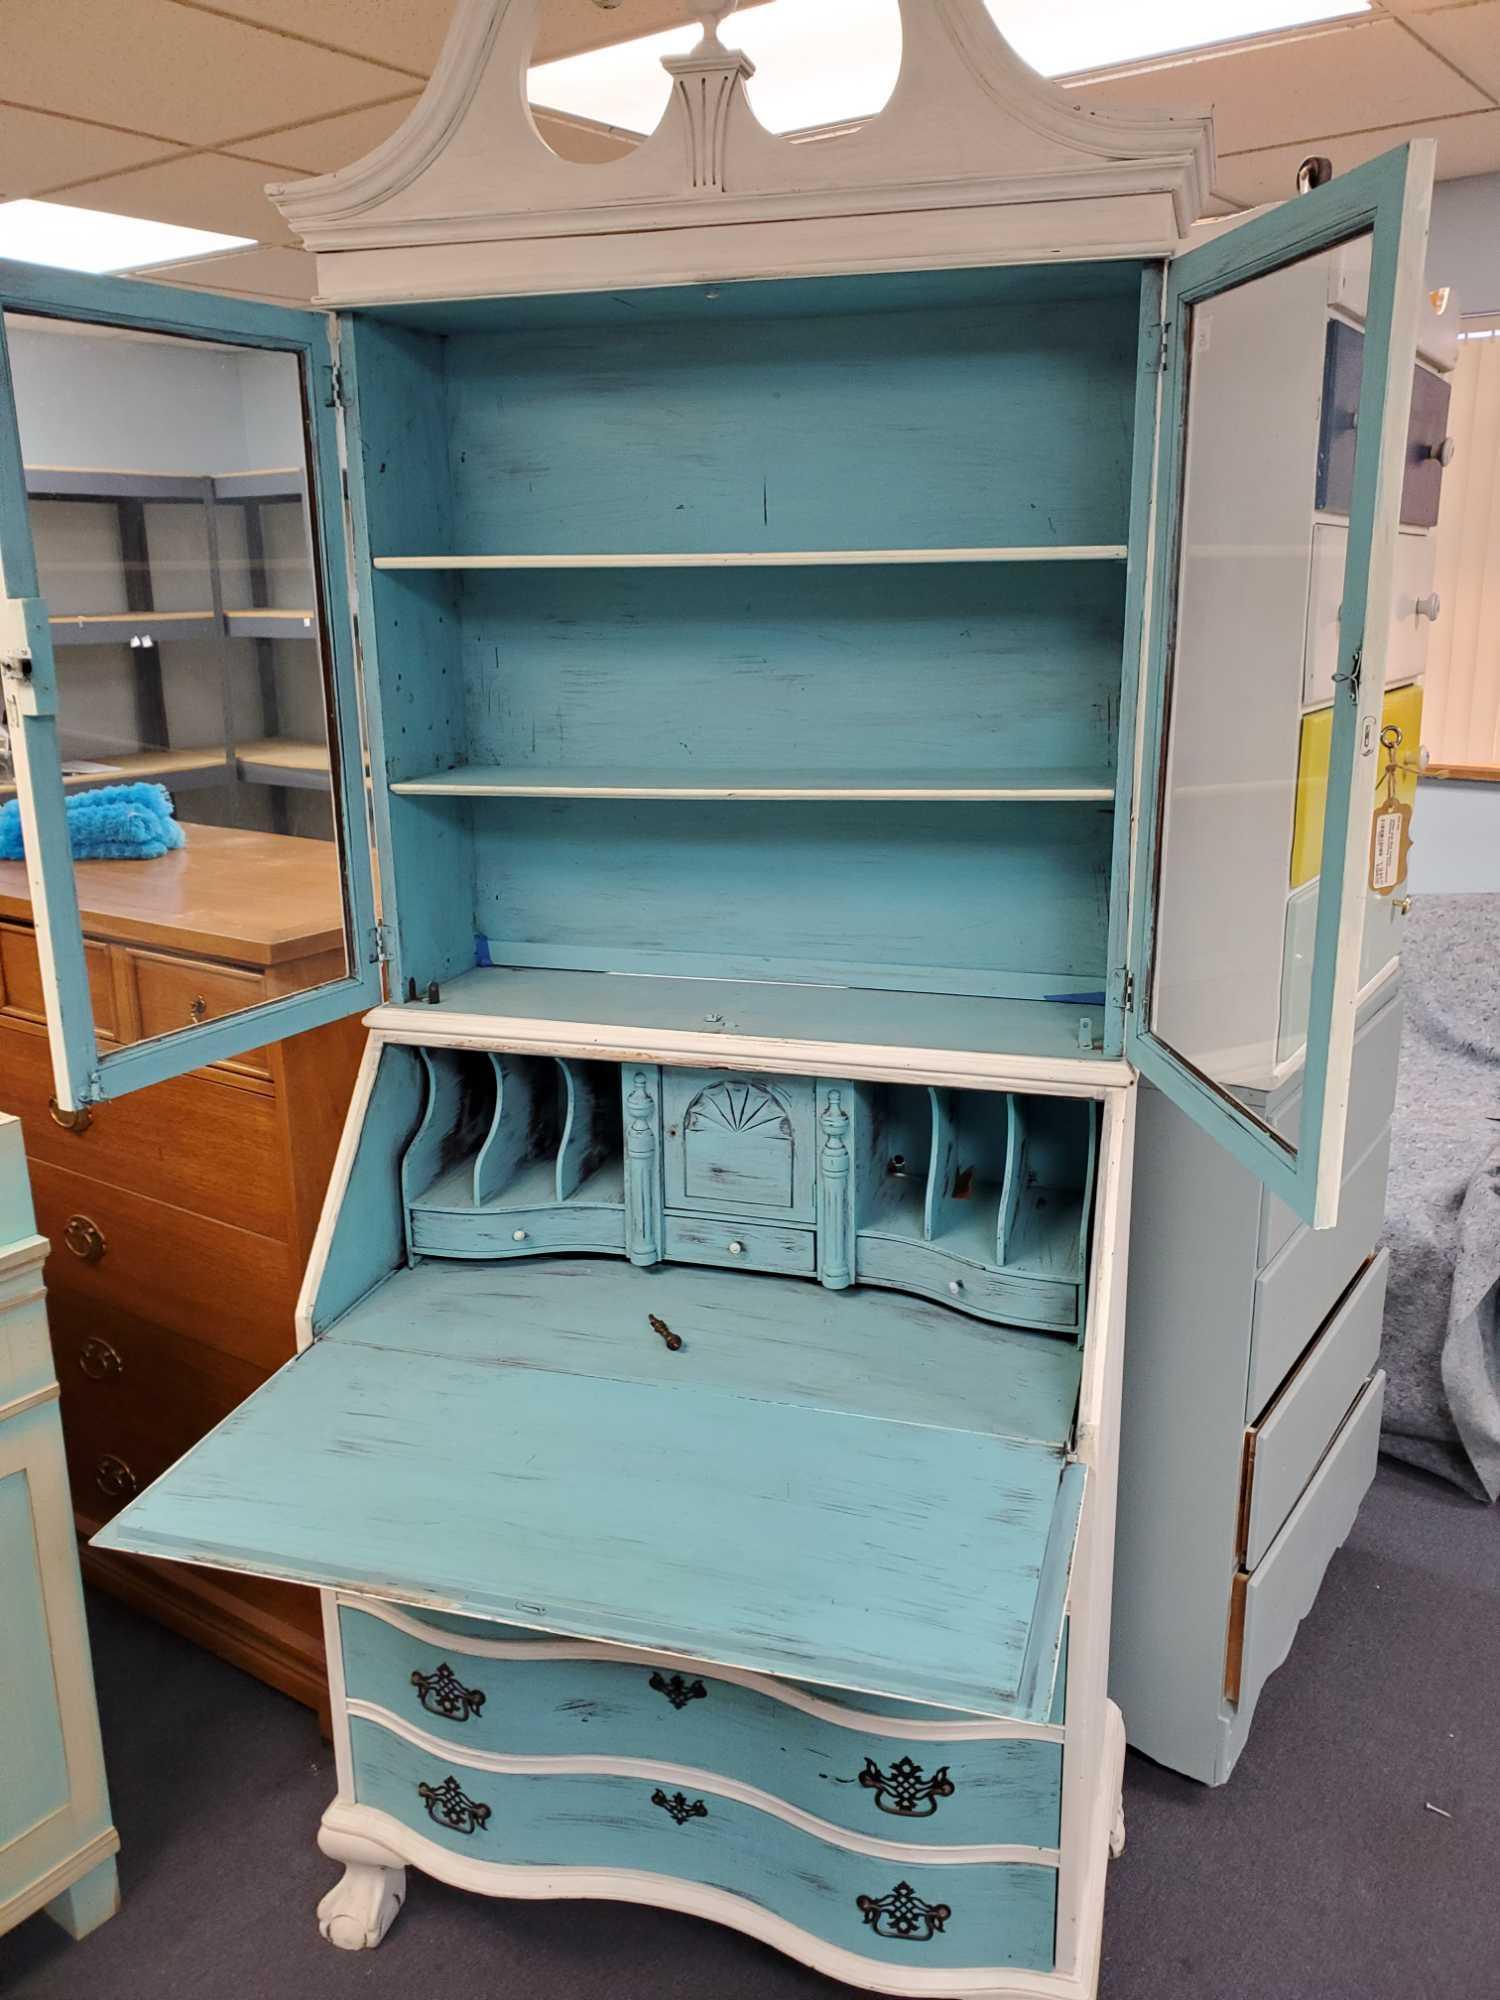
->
[0,4,1437,1994]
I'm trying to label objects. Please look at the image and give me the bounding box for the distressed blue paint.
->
[94,1301,1083,1719]
[1128,143,1431,1226]
[311,1045,428,1334]
[305,1250,1084,1442]
[471,799,1111,1000]
[450,561,1124,782]
[438,294,1138,557]
[340,1605,1062,1849]
[0,1463,70,1859]
[348,1718,1057,1972]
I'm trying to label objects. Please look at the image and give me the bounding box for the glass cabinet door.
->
[1128,143,1434,1228]
[0,262,379,1110]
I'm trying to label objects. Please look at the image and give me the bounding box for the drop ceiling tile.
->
[184,0,754,73]
[58,154,300,246]
[1072,18,1490,155]
[3,0,414,147]
[0,108,187,199]
[129,243,317,304]
[1213,106,1500,203]
[224,96,419,174]
[1402,2,1500,98]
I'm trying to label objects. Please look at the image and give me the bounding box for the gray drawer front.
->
[1243,1249,1387,1569]
[1249,1128,1390,1419]
[662,1214,816,1276]
[1229,1372,1384,1734]
[1259,992,1402,1268]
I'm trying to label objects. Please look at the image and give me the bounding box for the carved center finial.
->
[693,0,741,51]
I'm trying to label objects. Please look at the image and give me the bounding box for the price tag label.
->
[1369,724,1413,895]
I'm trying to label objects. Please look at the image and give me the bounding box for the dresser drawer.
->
[1303,525,1434,706]
[1249,1130,1390,1418]
[0,922,119,1041]
[126,949,270,1078]
[349,1716,1057,1974]
[0,1022,287,1239]
[340,1604,1061,1851]
[661,1070,817,1224]
[857,1232,1078,1332]
[50,1301,266,1524]
[663,1213,816,1277]
[1240,1250,1387,1569]
[28,1156,299,1369]
[409,1202,625,1260]
[1226,1372,1384,1727]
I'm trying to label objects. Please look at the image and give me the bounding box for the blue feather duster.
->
[0,781,187,862]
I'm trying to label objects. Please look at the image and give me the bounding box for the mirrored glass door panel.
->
[0,278,377,1105]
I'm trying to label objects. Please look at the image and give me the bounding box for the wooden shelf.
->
[25,464,305,504]
[390,764,1117,802]
[373,546,1129,572]
[50,611,219,647]
[236,737,331,790]
[0,747,229,801]
[224,608,318,639]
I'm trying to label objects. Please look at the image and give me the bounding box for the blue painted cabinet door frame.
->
[0,260,381,1110]
[1127,142,1433,1231]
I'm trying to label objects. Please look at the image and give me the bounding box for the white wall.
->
[1414,171,1500,892]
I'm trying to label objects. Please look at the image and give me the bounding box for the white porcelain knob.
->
[948,1279,963,1296]
[1433,436,1456,467]
[1415,592,1441,622]
[727,1240,744,1256]
[513,1228,529,1243]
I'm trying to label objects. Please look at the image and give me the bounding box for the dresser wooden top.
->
[0,826,347,967]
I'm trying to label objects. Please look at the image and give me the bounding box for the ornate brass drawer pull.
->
[858,1756,955,1818]
[48,1098,92,1134]
[95,1454,138,1499]
[648,1671,706,1709]
[856,1882,952,1943]
[78,1337,123,1381]
[411,1661,486,1722]
[63,1214,107,1263]
[416,1775,491,1836]
[652,1789,707,1826]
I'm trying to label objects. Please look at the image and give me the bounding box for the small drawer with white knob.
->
[1304,523,1435,704]
[855,1234,1079,1333]
[409,1202,625,1259]
[662,1214,816,1277]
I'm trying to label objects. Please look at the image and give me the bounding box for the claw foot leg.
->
[317,1860,406,1950]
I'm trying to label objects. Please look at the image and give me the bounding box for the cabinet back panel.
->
[442,297,1138,555]
[458,563,1123,777]
[473,799,1111,996]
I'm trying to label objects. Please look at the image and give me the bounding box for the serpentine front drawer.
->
[662,1214,816,1277]
[348,1715,1058,1974]
[857,1233,1079,1332]
[409,1202,626,1259]
[339,1604,1062,1851]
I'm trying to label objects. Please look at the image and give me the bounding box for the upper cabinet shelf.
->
[389,765,1117,802]
[373,547,1130,572]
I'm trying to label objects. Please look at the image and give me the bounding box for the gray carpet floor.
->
[3,1460,1496,2000]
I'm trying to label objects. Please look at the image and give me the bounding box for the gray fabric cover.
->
[1378,892,1500,1500]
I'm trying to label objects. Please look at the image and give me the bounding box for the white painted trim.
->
[389,770,1116,803]
[372,548,1128,571]
[340,1595,1063,1743]
[361,1017,1133,1100]
[1053,1087,1134,1980]
[0,1233,48,1280]
[0,1380,60,1424]
[270,0,1212,301]
[344,1698,1059,1869]
[0,1825,120,1939]
[318,1797,1090,1999]
[323,1589,355,1802]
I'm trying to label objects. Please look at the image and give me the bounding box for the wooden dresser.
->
[0,823,364,1710]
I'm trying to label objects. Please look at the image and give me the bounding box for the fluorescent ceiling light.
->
[0,200,253,275]
[528,0,1371,134]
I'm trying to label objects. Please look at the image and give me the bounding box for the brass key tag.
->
[1369,724,1412,895]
